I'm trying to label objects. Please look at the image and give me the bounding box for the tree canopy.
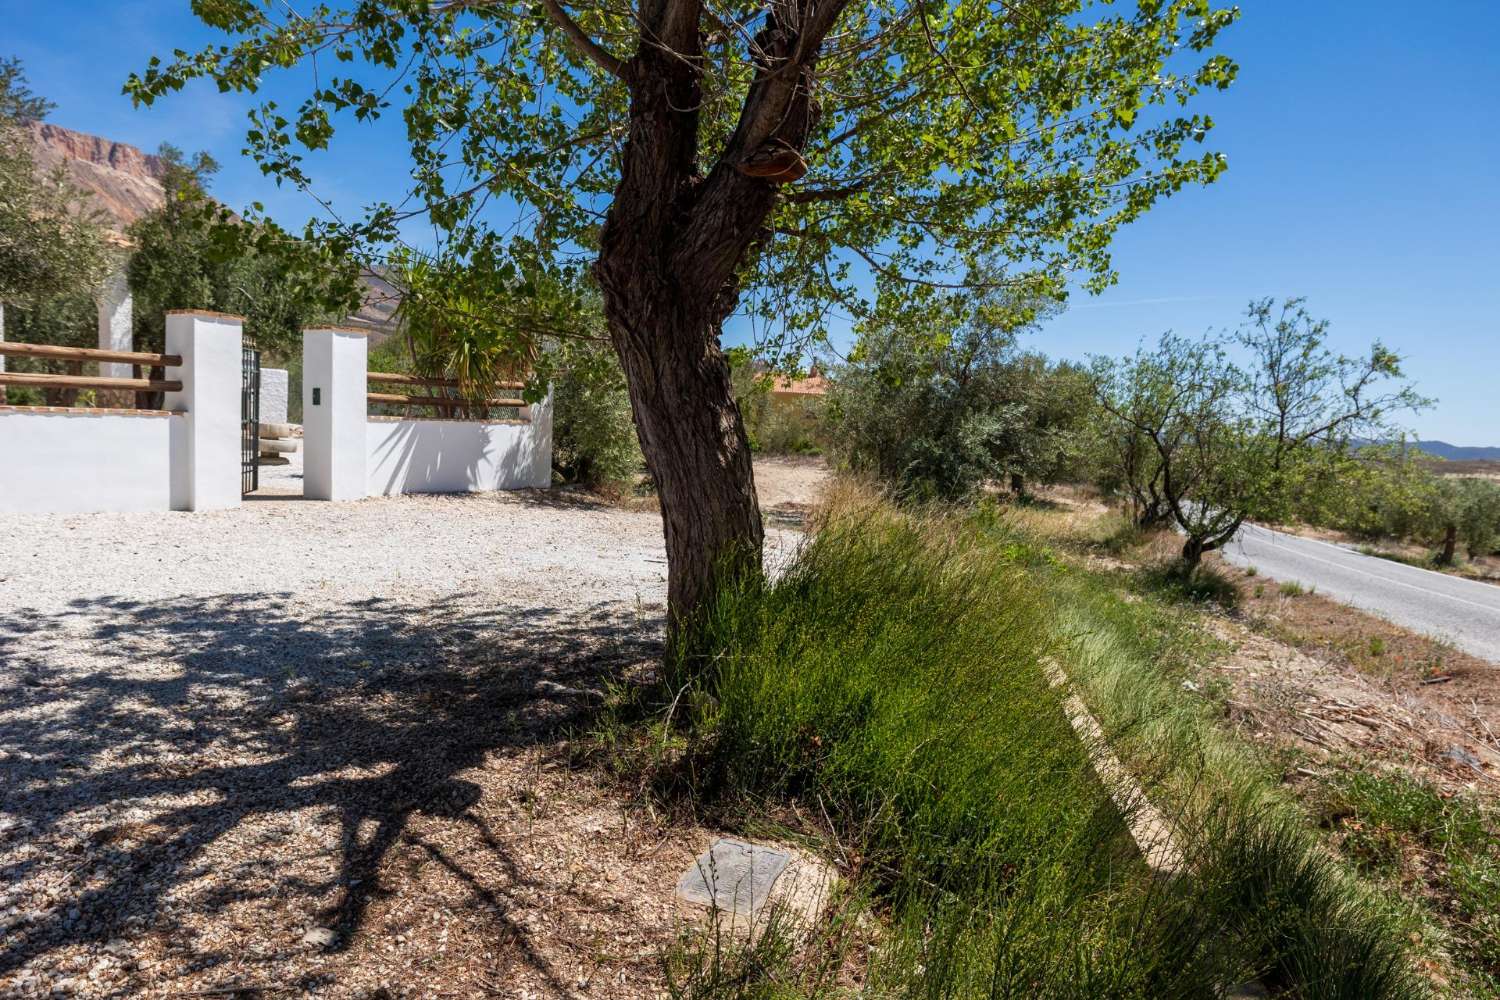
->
[125,146,362,359]
[0,57,107,307]
[130,0,1237,345]
[1093,298,1427,567]
[130,0,1240,622]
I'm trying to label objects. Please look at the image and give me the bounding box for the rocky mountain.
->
[1416,441,1500,462]
[26,121,170,231]
[25,121,398,337]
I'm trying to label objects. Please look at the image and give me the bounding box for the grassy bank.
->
[624,489,1427,998]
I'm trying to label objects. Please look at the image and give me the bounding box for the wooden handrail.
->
[367,391,526,408]
[0,372,183,393]
[367,370,525,390]
[0,342,182,367]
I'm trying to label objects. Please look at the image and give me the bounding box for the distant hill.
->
[1414,441,1500,462]
[27,121,170,230]
[25,121,398,339]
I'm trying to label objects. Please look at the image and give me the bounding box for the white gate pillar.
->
[164,310,244,511]
[302,327,368,501]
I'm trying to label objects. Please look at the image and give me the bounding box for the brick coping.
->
[164,309,246,323]
[308,325,376,336]
[368,414,530,426]
[0,404,180,417]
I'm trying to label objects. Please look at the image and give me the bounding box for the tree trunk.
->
[605,302,764,629]
[1438,523,1457,566]
[1009,472,1025,496]
[588,0,836,634]
[1181,536,1206,570]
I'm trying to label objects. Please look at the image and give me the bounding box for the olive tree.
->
[1094,299,1425,568]
[129,0,1238,625]
[127,147,361,361]
[0,58,107,307]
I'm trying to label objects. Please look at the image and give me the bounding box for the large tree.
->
[129,0,1237,625]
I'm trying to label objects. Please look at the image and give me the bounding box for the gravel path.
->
[0,460,821,998]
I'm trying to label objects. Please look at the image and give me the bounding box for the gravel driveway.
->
[0,461,818,998]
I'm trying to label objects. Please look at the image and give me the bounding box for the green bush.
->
[550,340,642,491]
[825,324,1091,501]
[727,349,830,455]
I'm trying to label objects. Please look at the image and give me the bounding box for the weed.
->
[1245,565,1258,577]
[1279,580,1308,597]
[1321,770,1500,981]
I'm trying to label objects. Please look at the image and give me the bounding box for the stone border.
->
[367,414,530,426]
[163,309,245,323]
[0,405,178,417]
[1042,659,1186,876]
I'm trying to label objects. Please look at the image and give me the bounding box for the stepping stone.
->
[675,838,792,918]
[673,837,837,937]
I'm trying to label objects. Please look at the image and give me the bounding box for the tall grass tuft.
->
[647,487,1427,998]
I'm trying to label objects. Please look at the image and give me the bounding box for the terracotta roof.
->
[763,372,829,397]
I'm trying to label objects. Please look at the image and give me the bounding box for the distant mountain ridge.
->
[1414,441,1500,462]
[24,121,398,339]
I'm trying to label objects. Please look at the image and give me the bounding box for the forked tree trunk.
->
[588,0,839,635]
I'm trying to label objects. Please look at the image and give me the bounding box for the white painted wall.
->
[163,312,243,511]
[95,265,133,381]
[260,367,289,425]
[0,410,177,513]
[367,411,552,496]
[303,328,368,501]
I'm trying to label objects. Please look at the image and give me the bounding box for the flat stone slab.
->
[675,838,792,918]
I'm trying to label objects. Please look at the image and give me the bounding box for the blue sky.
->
[4,1,1497,443]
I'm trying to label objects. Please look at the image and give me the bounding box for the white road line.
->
[1237,531,1500,615]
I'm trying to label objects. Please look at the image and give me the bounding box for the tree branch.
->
[538,0,629,79]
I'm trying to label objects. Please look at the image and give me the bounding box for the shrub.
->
[550,340,642,492]
[727,349,830,455]
[824,294,1090,501]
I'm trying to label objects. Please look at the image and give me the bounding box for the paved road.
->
[1220,523,1500,663]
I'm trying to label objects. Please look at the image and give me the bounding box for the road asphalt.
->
[1219,522,1500,664]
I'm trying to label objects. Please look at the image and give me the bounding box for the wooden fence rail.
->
[367,370,525,391]
[0,372,183,393]
[0,343,182,367]
[367,391,525,408]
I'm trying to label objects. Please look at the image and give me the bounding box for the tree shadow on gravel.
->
[0,592,662,991]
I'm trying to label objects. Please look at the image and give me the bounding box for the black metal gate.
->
[241,343,261,495]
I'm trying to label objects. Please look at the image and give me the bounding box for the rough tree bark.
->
[590,0,842,631]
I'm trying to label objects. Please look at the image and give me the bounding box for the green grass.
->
[1278,579,1313,597]
[1317,770,1500,988]
[1138,561,1241,609]
[629,492,1429,999]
